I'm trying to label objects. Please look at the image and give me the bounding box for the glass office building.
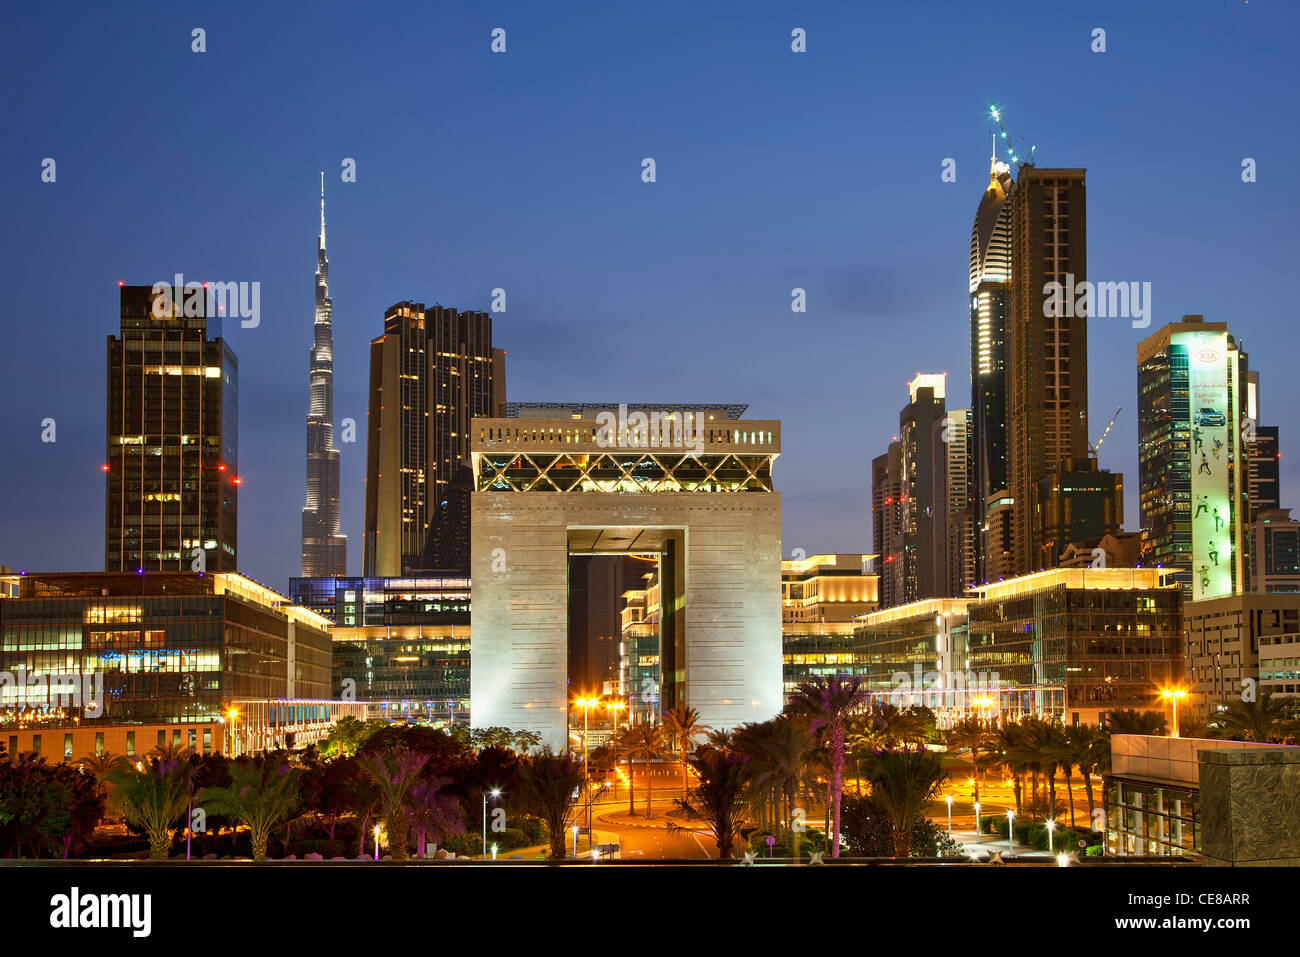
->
[968,568,1183,725]
[0,571,332,737]
[290,575,472,725]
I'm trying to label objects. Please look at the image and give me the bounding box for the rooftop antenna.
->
[988,103,1036,170]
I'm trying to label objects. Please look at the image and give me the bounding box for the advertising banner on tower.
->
[1183,330,1233,600]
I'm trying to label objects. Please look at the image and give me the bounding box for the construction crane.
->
[988,103,1036,169]
[1090,406,1122,456]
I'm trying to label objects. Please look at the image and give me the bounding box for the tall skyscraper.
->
[1008,167,1089,575]
[301,176,348,577]
[969,150,1014,584]
[899,374,947,603]
[872,375,951,607]
[364,301,505,576]
[1137,315,1250,598]
[106,284,237,571]
[940,407,976,597]
[871,441,903,607]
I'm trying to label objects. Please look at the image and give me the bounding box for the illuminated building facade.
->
[970,152,1014,584]
[851,598,972,725]
[0,571,343,758]
[1008,168,1090,575]
[781,553,879,701]
[106,285,238,572]
[301,177,348,577]
[363,302,506,577]
[620,568,662,725]
[1250,509,1300,593]
[968,567,1183,726]
[289,574,472,725]
[1137,316,1250,598]
[1182,592,1300,721]
[469,405,782,747]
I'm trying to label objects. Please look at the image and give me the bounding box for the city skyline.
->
[3,4,1297,592]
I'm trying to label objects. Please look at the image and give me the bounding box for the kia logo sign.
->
[1195,348,1221,363]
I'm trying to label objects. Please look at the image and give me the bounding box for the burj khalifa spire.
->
[301,173,348,576]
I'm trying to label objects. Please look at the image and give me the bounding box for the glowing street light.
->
[945,794,953,834]
[1046,818,1056,855]
[1160,687,1189,738]
[973,801,981,842]
[226,707,240,757]
[1006,810,1015,858]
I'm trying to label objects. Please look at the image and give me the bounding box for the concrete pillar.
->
[1199,747,1300,866]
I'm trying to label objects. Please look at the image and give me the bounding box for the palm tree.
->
[1103,708,1168,736]
[791,675,868,857]
[197,755,302,862]
[845,713,888,795]
[609,726,639,816]
[944,717,990,803]
[1207,692,1296,743]
[989,723,1028,816]
[619,723,670,818]
[518,748,585,860]
[359,745,429,861]
[669,746,752,858]
[660,705,708,800]
[106,758,193,861]
[1037,721,1068,821]
[734,716,811,840]
[1065,724,1103,826]
[149,740,191,764]
[864,747,948,857]
[78,750,132,778]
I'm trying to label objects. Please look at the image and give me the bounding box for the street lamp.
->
[945,794,953,834]
[575,696,598,830]
[1160,687,1188,738]
[973,801,981,841]
[1005,810,1015,857]
[1046,818,1056,855]
[605,699,625,733]
[482,788,501,858]
[226,707,239,758]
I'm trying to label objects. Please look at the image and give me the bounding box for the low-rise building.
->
[1182,592,1300,721]
[1104,733,1300,859]
[781,553,878,702]
[968,567,1184,726]
[290,575,472,727]
[0,571,359,760]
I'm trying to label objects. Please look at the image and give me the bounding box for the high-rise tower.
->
[301,175,348,576]
[107,284,238,571]
[969,148,1014,583]
[363,302,506,577]
[1008,167,1089,574]
[1138,315,1249,598]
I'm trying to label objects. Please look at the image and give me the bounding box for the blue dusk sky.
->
[1,1,1296,590]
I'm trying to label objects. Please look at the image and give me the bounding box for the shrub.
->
[519,816,546,846]
[498,827,529,850]
[442,831,480,857]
